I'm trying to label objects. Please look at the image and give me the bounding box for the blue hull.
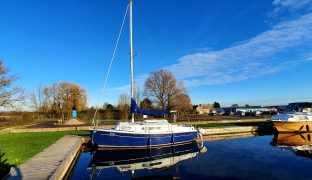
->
[90,130,198,148]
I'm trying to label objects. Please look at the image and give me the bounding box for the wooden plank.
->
[8,135,82,180]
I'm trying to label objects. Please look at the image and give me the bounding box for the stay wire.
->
[92,3,130,126]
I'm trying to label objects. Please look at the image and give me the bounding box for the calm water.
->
[70,134,312,180]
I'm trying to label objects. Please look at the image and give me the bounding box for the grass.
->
[0,130,89,166]
[195,121,272,128]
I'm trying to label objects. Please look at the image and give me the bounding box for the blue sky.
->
[1,0,312,108]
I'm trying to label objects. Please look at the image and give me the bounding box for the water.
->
[70,134,312,180]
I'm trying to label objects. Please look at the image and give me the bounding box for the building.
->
[193,104,211,114]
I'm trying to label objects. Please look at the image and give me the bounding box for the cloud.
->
[270,0,312,20]
[110,1,312,91]
[110,74,148,95]
[165,12,312,87]
[273,0,312,11]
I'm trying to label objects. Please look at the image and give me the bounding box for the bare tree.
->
[117,92,130,120]
[30,85,44,118]
[144,69,188,110]
[0,60,24,109]
[42,83,59,117]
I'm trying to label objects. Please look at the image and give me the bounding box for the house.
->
[193,104,211,114]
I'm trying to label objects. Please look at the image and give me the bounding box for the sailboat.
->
[90,0,201,148]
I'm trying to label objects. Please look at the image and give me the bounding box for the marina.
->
[2,124,265,179]
[70,134,312,180]
[1,0,312,179]
[2,121,312,179]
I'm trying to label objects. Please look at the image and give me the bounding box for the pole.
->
[129,0,135,123]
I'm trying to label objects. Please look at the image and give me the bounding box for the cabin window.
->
[299,116,308,120]
[121,126,131,131]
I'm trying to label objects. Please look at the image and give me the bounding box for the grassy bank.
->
[0,131,89,166]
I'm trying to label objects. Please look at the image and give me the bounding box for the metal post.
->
[129,0,135,123]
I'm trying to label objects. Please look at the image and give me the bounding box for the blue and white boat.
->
[90,0,201,148]
[90,119,199,148]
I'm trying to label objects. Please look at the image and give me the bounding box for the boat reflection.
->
[87,142,206,179]
[272,133,312,159]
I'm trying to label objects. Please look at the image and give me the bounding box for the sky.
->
[1,0,312,109]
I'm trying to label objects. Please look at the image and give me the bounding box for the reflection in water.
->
[272,133,312,159]
[71,135,312,180]
[88,142,206,179]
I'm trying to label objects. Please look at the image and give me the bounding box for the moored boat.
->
[271,102,312,133]
[271,112,312,133]
[90,0,200,148]
[90,119,198,148]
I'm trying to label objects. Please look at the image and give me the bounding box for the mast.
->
[129,0,135,123]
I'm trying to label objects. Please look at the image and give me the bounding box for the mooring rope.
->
[92,2,130,126]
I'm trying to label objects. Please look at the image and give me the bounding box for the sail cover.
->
[131,98,170,115]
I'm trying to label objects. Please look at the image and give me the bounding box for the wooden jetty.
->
[8,135,82,180]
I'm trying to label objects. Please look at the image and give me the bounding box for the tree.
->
[30,85,44,117]
[106,104,115,111]
[104,103,115,120]
[174,93,192,112]
[0,60,24,109]
[140,98,153,110]
[144,69,188,110]
[33,82,88,119]
[213,102,220,108]
[231,104,239,108]
[56,82,88,119]
[117,93,130,120]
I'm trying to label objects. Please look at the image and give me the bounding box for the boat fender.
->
[199,146,207,153]
[196,128,205,148]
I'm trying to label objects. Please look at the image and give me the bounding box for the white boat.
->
[271,103,312,133]
[90,0,200,148]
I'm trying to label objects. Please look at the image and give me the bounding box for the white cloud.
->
[111,1,312,91]
[273,0,312,11]
[165,13,312,87]
[270,0,312,19]
[110,74,148,95]
[111,84,130,94]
